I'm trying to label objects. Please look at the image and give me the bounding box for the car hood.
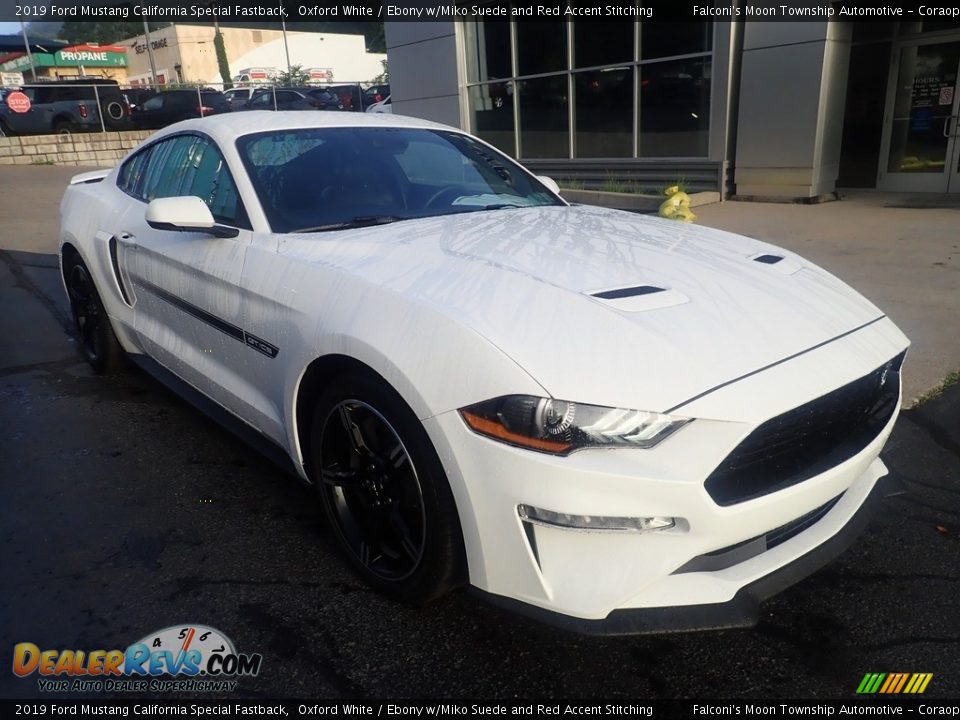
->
[284,204,885,413]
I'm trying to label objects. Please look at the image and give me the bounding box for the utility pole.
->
[18,20,37,82]
[281,20,292,75]
[142,19,159,86]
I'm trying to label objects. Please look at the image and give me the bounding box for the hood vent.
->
[753,254,784,265]
[748,251,802,275]
[587,285,688,312]
[591,285,665,300]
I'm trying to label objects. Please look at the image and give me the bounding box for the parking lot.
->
[1,166,959,700]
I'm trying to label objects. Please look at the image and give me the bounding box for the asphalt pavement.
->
[1,168,959,700]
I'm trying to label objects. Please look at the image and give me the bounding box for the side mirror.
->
[536,175,561,195]
[145,197,238,238]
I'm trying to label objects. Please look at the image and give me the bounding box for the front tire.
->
[310,371,466,603]
[64,254,124,373]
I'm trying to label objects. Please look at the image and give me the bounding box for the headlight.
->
[459,395,691,455]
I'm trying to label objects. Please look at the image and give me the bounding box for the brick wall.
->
[0,131,154,167]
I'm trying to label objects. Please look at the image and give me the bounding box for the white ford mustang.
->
[60,112,909,634]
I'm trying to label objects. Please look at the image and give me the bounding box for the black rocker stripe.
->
[139,279,278,359]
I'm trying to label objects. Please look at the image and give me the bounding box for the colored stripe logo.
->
[857,672,933,694]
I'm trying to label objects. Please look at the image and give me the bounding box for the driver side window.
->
[125,135,250,228]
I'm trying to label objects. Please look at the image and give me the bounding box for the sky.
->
[0,22,24,35]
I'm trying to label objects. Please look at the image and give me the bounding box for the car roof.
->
[153,110,458,144]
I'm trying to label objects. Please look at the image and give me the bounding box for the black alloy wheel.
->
[311,372,466,602]
[65,255,123,373]
[320,400,426,580]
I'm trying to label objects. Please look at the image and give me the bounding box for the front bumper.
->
[469,468,886,635]
[422,317,908,629]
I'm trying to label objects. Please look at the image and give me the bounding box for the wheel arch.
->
[60,241,81,273]
[59,241,84,295]
[292,352,424,484]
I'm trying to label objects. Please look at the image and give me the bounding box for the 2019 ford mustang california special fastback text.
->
[59,112,909,634]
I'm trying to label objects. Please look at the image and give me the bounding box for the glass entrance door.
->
[878,40,960,192]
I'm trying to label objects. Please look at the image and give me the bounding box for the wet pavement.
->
[1,179,959,700]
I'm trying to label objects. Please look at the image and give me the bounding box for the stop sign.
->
[6,91,31,113]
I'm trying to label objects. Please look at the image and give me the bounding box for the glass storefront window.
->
[462,20,713,161]
[639,57,711,157]
[467,83,515,156]
[886,43,960,173]
[574,67,633,158]
[518,75,569,158]
[641,21,712,59]
[574,21,634,69]
[464,20,512,83]
[517,20,567,76]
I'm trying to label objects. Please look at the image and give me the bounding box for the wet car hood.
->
[283,204,885,413]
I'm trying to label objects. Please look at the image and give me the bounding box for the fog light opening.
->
[517,504,676,533]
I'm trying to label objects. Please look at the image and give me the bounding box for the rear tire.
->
[310,370,467,603]
[53,119,74,136]
[64,254,124,374]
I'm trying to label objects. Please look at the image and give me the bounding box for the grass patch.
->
[599,174,638,194]
[662,178,690,194]
[912,370,960,407]
[30,159,55,165]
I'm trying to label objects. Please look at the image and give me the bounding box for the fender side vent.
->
[108,236,133,306]
[754,254,784,265]
[592,285,665,300]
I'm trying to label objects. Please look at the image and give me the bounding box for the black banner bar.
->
[3,699,960,718]
[4,1,960,23]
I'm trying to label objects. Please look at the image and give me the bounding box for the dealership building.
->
[385,18,960,198]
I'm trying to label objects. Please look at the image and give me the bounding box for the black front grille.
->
[704,351,905,506]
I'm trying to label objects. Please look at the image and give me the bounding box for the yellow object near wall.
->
[659,185,696,223]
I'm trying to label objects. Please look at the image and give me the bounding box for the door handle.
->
[943,115,959,138]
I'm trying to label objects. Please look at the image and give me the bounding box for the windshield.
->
[236,127,563,233]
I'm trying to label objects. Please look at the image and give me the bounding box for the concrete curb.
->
[560,188,721,212]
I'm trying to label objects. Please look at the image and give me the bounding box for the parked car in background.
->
[363,84,390,107]
[322,84,364,111]
[240,88,324,112]
[123,88,158,113]
[306,88,345,111]
[224,87,256,110]
[0,78,128,136]
[130,90,230,130]
[366,95,392,114]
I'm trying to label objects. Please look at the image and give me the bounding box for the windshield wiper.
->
[291,215,404,233]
